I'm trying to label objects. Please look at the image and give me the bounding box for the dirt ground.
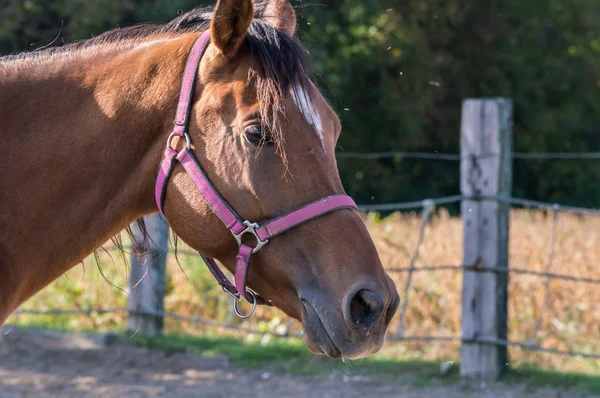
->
[0,327,595,398]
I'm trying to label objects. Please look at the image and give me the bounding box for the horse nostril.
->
[347,289,385,328]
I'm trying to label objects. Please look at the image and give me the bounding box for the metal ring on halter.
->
[166,132,191,149]
[233,290,257,319]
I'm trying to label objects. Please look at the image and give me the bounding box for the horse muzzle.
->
[299,276,400,359]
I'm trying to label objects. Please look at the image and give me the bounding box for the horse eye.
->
[244,125,273,146]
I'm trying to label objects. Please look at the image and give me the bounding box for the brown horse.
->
[0,0,399,359]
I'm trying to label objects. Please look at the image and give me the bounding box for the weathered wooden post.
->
[460,98,512,378]
[127,214,169,336]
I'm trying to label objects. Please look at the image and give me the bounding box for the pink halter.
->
[155,31,357,318]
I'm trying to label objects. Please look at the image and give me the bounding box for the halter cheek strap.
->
[155,30,358,319]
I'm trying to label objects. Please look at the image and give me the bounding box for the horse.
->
[0,0,399,360]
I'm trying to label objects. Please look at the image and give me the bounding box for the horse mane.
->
[0,3,315,283]
[0,3,313,91]
[1,3,313,158]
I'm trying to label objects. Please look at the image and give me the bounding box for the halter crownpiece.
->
[155,30,358,319]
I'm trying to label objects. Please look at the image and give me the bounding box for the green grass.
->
[121,332,462,387]
[502,365,600,395]
[5,321,599,394]
[120,332,600,394]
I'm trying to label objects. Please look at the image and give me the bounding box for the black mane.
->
[0,3,312,92]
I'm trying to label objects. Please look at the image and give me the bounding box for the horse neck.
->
[0,35,196,317]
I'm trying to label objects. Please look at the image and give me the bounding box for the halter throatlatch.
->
[155,30,358,319]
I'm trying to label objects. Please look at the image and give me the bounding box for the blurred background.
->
[2,0,599,208]
[1,1,599,396]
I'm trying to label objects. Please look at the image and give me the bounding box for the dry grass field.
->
[7,208,600,375]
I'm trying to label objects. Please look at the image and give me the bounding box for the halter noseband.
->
[155,30,357,319]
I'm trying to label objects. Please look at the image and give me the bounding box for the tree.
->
[296,0,600,207]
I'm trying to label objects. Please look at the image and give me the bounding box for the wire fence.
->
[381,195,600,360]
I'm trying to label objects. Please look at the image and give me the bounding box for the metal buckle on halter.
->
[166,131,191,149]
[222,285,241,301]
[232,220,269,254]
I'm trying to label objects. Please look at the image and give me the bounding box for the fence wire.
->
[360,194,600,215]
[336,151,600,161]
[336,151,462,161]
[493,195,600,216]
[358,195,463,212]
[385,264,600,285]
[512,152,600,160]
[8,194,600,363]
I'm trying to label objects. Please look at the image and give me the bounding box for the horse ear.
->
[210,0,254,58]
[260,0,297,37]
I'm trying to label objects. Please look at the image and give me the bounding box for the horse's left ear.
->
[211,0,254,58]
[260,0,297,37]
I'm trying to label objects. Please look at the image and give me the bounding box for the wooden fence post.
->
[127,214,169,336]
[460,98,513,378]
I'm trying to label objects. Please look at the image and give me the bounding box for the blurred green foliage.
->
[1,0,599,208]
